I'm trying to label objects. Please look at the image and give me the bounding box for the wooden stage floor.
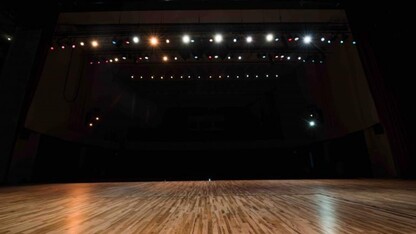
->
[1,180,416,233]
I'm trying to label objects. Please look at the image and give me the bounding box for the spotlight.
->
[7,37,12,41]
[327,40,331,44]
[275,38,279,41]
[114,58,119,62]
[287,56,291,60]
[112,39,117,45]
[352,41,357,45]
[131,75,134,79]
[238,56,242,60]
[95,117,100,121]
[266,34,274,42]
[227,56,231,60]
[61,45,65,49]
[298,56,302,60]
[91,40,99,47]
[209,38,213,42]
[89,123,93,127]
[80,42,85,46]
[194,56,198,59]
[149,37,159,46]
[214,55,218,59]
[214,34,223,43]
[233,38,237,42]
[166,39,170,44]
[340,40,344,44]
[182,35,191,44]
[144,56,149,60]
[309,120,316,127]
[303,35,312,44]
[50,46,54,50]
[72,44,76,48]
[122,56,126,60]
[125,40,130,44]
[162,56,168,62]
[246,36,253,43]
[266,74,269,77]
[321,37,325,42]
[109,59,113,63]
[294,37,300,41]
[133,36,139,44]
[174,57,178,60]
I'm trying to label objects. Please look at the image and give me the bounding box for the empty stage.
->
[1,180,415,233]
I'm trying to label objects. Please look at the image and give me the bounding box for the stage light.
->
[352,41,357,45]
[180,76,183,79]
[288,38,293,42]
[71,44,76,48]
[188,76,191,78]
[227,56,231,60]
[266,74,269,77]
[7,37,12,41]
[262,55,266,59]
[122,56,126,60]
[191,39,195,43]
[151,76,154,79]
[133,36,139,43]
[327,40,331,44]
[194,56,198,59]
[214,55,218,59]
[149,37,159,46]
[320,61,323,64]
[309,120,316,127]
[80,41,85,46]
[170,76,173,79]
[209,38,213,42]
[131,75,134,79]
[246,36,253,43]
[266,34,274,42]
[89,62,93,65]
[125,40,130,44]
[182,35,191,44]
[89,123,93,127]
[109,59,113,63]
[255,75,258,78]
[294,37,300,41]
[95,117,100,121]
[97,61,100,64]
[209,76,212,79]
[161,76,164,79]
[321,37,325,42]
[280,55,284,58]
[144,56,149,60]
[214,34,223,43]
[298,56,302,60]
[303,60,306,63]
[140,76,143,79]
[166,39,170,44]
[162,56,168,62]
[114,58,119,62]
[303,35,312,44]
[112,40,117,45]
[275,74,278,77]
[236,75,239,78]
[287,56,291,60]
[198,76,201,79]
[246,74,249,77]
[340,40,344,44]
[91,40,99,47]
[310,114,314,117]
[174,57,178,60]
[50,46,54,50]
[238,56,242,60]
[233,38,237,42]
[275,38,279,41]
[227,75,230,78]
[61,45,65,49]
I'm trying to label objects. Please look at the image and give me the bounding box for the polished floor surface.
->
[1,180,416,233]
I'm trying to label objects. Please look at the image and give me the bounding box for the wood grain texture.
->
[1,180,416,233]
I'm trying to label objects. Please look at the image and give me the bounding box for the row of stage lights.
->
[129,74,281,80]
[88,54,325,64]
[50,33,356,50]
